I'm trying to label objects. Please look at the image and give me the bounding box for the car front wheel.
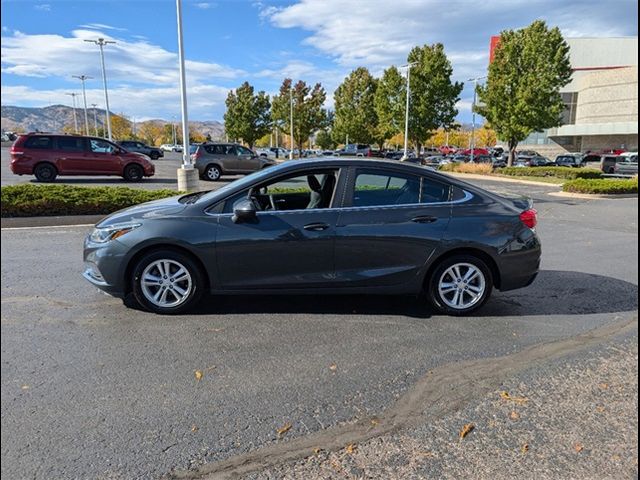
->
[123,164,144,182]
[427,255,493,316]
[132,250,204,314]
[204,164,222,181]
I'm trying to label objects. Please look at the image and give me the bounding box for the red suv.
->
[10,133,155,182]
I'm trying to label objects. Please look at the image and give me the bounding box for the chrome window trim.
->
[205,189,474,217]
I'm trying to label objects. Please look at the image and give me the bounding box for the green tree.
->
[374,66,405,149]
[332,67,377,145]
[315,130,335,150]
[272,79,328,155]
[406,43,463,154]
[223,81,272,149]
[476,20,571,166]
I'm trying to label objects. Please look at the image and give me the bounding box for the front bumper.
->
[82,235,130,298]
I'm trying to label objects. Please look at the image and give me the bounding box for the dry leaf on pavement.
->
[459,423,475,440]
[521,443,529,454]
[329,363,337,372]
[276,422,292,437]
[345,443,357,454]
[574,443,584,453]
[510,411,520,420]
[194,370,203,381]
[191,425,198,432]
[500,391,528,404]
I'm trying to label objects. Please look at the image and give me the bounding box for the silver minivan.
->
[192,143,276,181]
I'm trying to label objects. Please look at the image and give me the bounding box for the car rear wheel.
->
[150,152,160,160]
[34,163,57,182]
[427,255,493,316]
[204,164,222,181]
[132,250,204,314]
[123,163,144,182]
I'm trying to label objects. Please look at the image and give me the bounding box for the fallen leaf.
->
[329,363,337,372]
[459,423,475,440]
[313,447,322,454]
[370,418,380,426]
[521,443,529,454]
[596,406,606,413]
[611,454,621,462]
[500,391,528,404]
[205,365,216,372]
[599,383,609,390]
[345,443,357,454]
[510,411,520,420]
[21,385,29,390]
[191,425,198,432]
[276,422,292,437]
[574,443,584,453]
[194,370,203,381]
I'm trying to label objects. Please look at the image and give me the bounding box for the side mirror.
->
[232,199,257,223]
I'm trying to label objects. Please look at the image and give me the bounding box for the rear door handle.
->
[303,222,330,231]
[411,215,438,223]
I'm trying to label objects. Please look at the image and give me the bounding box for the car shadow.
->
[30,178,179,185]
[182,270,637,318]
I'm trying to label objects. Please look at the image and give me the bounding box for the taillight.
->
[520,209,537,229]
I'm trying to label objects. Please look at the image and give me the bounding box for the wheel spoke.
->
[173,274,189,283]
[463,268,478,282]
[451,290,460,307]
[453,265,462,280]
[153,288,164,302]
[467,284,483,293]
[159,288,169,304]
[173,284,187,296]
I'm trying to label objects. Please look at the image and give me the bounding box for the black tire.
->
[131,249,204,314]
[426,254,493,316]
[150,152,160,160]
[607,167,615,174]
[203,164,222,181]
[34,163,57,182]
[123,163,144,182]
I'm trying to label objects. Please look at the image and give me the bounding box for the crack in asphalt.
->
[167,316,638,480]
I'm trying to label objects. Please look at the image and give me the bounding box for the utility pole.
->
[91,104,99,136]
[85,38,115,141]
[72,75,93,135]
[467,76,487,163]
[401,62,417,161]
[289,85,294,160]
[65,93,79,133]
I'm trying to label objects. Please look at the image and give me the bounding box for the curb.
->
[1,215,105,229]
[548,191,638,200]
[444,172,563,187]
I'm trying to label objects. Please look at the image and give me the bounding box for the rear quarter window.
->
[24,137,53,149]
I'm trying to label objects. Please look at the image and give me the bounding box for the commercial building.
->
[491,36,638,157]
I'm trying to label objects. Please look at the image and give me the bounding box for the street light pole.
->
[289,85,294,160]
[72,75,93,135]
[401,62,417,161]
[467,76,487,163]
[174,0,199,191]
[66,93,79,133]
[91,103,99,136]
[85,38,115,141]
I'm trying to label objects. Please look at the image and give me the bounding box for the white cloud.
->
[194,2,215,9]
[78,23,127,32]
[1,29,244,85]
[1,84,230,120]
[34,4,51,11]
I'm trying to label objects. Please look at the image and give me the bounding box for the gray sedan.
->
[83,158,541,315]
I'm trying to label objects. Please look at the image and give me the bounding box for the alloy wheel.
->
[140,259,193,308]
[437,262,486,310]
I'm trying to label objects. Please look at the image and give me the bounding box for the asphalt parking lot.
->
[1,153,638,479]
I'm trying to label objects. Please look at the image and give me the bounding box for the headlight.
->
[90,223,141,243]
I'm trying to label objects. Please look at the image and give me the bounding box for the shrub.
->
[497,167,602,179]
[438,162,494,174]
[1,184,181,217]
[562,178,638,194]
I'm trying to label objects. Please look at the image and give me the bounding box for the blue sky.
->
[1,0,637,122]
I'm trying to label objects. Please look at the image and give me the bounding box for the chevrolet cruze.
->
[83,159,541,315]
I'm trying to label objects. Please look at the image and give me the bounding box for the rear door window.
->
[89,138,117,154]
[352,170,450,207]
[24,136,53,149]
[56,137,86,152]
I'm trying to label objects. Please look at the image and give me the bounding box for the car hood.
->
[96,195,186,227]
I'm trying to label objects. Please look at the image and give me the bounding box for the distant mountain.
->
[1,105,225,140]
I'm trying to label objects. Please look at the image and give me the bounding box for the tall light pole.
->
[91,104,99,136]
[467,76,487,163]
[289,85,294,160]
[401,62,418,161]
[65,93,79,133]
[72,75,93,135]
[174,0,199,191]
[85,38,115,141]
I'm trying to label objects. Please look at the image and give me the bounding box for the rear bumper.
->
[497,241,541,292]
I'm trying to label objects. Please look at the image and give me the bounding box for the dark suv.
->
[10,133,155,182]
[117,140,164,160]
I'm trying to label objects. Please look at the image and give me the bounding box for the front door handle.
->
[411,215,438,223]
[303,222,330,231]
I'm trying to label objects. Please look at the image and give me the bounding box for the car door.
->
[214,168,343,289]
[55,136,90,174]
[235,145,261,172]
[333,167,452,287]
[86,138,124,174]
